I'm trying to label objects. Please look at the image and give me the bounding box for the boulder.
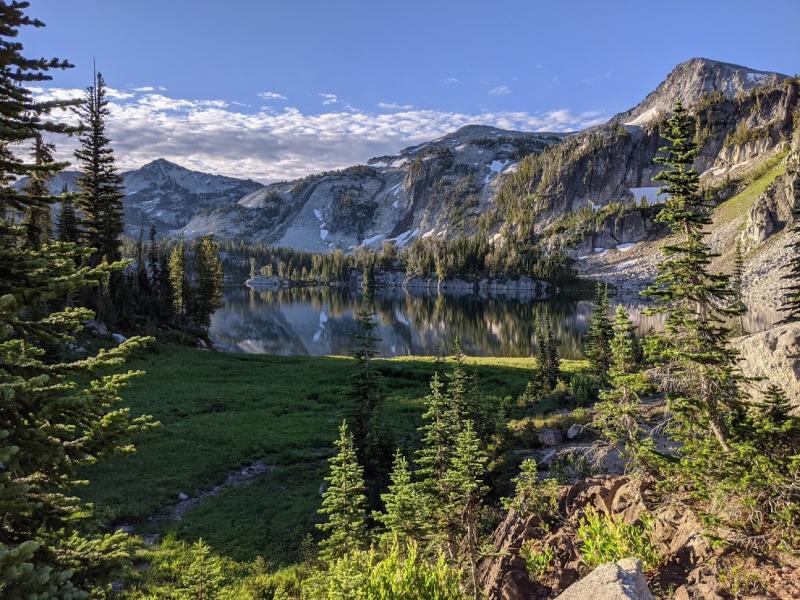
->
[85,319,109,336]
[178,492,189,501]
[111,333,127,344]
[566,424,583,440]
[732,323,800,405]
[554,558,654,600]
[537,429,564,447]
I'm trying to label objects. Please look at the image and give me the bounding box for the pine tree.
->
[443,420,487,597]
[643,101,740,453]
[169,240,188,320]
[57,184,79,243]
[374,450,429,544]
[594,306,652,469]
[349,296,383,453]
[74,68,125,266]
[545,317,559,389]
[585,282,612,379]
[780,174,800,323]
[534,314,549,390]
[182,539,223,600]
[317,421,368,563]
[0,4,155,595]
[21,134,59,247]
[193,235,224,329]
[415,372,457,503]
[147,224,159,285]
[730,240,747,334]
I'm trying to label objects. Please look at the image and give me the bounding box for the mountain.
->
[181,124,563,251]
[21,159,263,236]
[178,58,796,256]
[612,57,788,126]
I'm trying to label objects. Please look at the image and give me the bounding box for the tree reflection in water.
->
[210,286,776,358]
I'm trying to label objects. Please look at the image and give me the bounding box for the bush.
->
[520,540,555,580]
[302,538,464,599]
[576,506,660,571]
[570,373,599,406]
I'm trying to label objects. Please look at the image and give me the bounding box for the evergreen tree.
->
[349,296,383,453]
[182,539,223,600]
[594,306,653,470]
[534,314,549,389]
[193,235,224,329]
[643,100,741,452]
[317,421,368,563]
[443,420,487,596]
[730,240,747,334]
[416,372,456,495]
[57,184,78,243]
[0,4,155,595]
[374,450,429,544]
[780,174,800,323]
[146,223,160,287]
[169,239,188,320]
[585,282,612,379]
[545,317,560,389]
[21,134,58,247]
[74,68,125,266]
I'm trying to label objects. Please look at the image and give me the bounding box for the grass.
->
[714,152,787,225]
[82,344,586,564]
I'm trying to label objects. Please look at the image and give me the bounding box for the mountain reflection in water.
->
[209,286,779,359]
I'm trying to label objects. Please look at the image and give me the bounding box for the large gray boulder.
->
[555,558,654,600]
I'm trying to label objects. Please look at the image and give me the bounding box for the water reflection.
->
[209,286,779,359]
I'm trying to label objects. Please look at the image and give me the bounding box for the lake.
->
[209,286,780,359]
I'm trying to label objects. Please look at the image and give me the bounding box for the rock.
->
[554,558,654,600]
[178,492,189,501]
[566,424,583,440]
[111,333,127,344]
[319,481,328,496]
[537,429,564,447]
[85,319,109,336]
[732,323,800,405]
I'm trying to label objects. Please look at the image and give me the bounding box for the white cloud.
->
[258,91,287,101]
[318,92,338,105]
[31,86,607,183]
[378,101,414,110]
[442,77,459,86]
[488,85,511,96]
[134,86,155,92]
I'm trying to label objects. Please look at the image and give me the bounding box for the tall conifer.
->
[193,234,224,328]
[317,421,368,563]
[21,135,57,247]
[74,69,124,266]
[0,3,154,595]
[57,184,79,243]
[780,174,800,323]
[643,100,740,452]
[585,282,612,379]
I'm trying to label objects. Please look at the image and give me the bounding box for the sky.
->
[19,0,800,182]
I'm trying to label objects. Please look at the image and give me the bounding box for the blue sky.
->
[20,0,800,181]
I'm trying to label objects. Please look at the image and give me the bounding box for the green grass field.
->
[82,344,586,564]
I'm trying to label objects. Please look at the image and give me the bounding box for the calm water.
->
[209,286,780,359]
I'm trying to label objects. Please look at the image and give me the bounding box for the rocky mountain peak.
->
[614,57,788,126]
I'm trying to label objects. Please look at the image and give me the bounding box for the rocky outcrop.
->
[612,58,787,127]
[554,558,654,600]
[732,323,800,403]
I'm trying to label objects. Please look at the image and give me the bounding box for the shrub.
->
[520,540,555,580]
[576,506,660,571]
[570,373,599,406]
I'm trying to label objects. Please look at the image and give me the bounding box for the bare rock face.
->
[732,323,800,404]
[554,558,654,600]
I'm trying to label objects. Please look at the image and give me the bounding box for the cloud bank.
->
[31,86,607,183]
